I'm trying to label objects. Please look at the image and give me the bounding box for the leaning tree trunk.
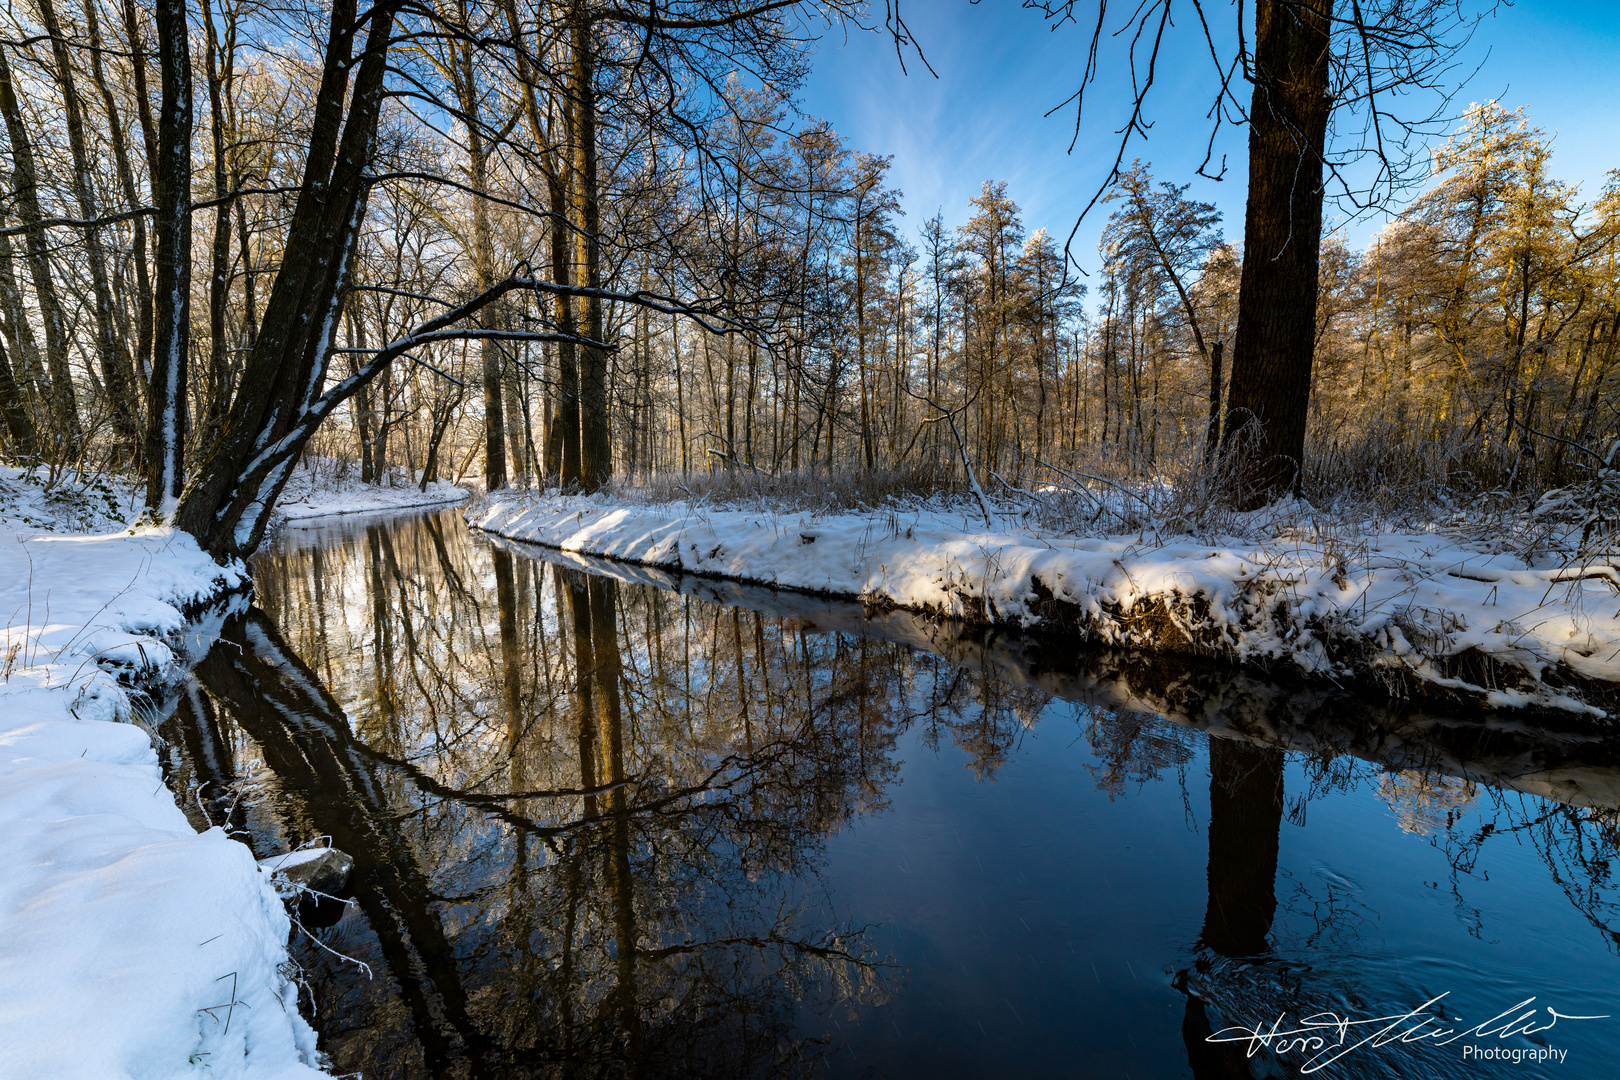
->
[1219,0,1331,506]
[146,0,192,510]
[173,0,400,554]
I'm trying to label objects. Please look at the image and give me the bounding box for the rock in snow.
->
[260,848,355,900]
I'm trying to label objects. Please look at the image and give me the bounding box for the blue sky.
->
[795,1,1620,275]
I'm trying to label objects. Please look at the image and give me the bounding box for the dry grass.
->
[623,462,963,515]
[488,421,1616,567]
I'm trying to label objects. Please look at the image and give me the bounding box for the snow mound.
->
[470,493,1620,717]
[0,527,325,1079]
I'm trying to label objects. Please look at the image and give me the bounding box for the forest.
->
[0,0,1611,560]
[6,4,1620,1078]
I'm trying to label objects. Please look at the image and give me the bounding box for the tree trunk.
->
[0,337,36,453]
[0,228,44,405]
[201,0,238,433]
[146,0,192,509]
[550,159,581,486]
[1220,0,1331,505]
[450,23,507,494]
[37,0,142,454]
[571,2,611,490]
[0,45,81,448]
[1205,340,1224,461]
[174,0,400,553]
[86,0,154,407]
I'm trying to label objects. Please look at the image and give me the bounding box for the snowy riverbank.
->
[0,524,326,1078]
[272,458,468,523]
[0,463,465,1077]
[470,491,1620,718]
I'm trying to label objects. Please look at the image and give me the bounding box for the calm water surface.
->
[161,510,1620,1078]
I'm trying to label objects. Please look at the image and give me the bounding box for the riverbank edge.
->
[0,529,327,1079]
[468,494,1620,721]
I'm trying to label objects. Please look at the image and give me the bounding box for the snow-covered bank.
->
[470,493,1620,718]
[272,458,468,524]
[1,509,325,1072]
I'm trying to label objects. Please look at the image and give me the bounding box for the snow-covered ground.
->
[0,458,468,538]
[0,532,324,1075]
[470,491,1620,717]
[0,462,460,1078]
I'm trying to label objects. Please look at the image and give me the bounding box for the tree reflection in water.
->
[160,512,1620,1079]
[172,514,1041,1078]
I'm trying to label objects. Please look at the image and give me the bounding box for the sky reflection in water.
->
[161,510,1620,1079]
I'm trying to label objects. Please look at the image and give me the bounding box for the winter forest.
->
[6,2,1620,1078]
[0,0,1611,550]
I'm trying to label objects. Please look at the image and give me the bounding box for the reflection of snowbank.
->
[0,526,325,1078]
[471,492,1620,717]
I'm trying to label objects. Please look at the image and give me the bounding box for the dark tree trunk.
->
[1204,340,1223,462]
[1200,738,1284,958]
[0,45,81,447]
[571,4,612,490]
[37,0,142,454]
[146,0,193,508]
[1220,0,1331,505]
[173,0,400,553]
[548,110,581,487]
[0,337,36,453]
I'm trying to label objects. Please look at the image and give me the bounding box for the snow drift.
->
[0,526,325,1079]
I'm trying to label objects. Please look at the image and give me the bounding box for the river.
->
[160,508,1620,1078]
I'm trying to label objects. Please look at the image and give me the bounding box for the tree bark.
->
[174,0,400,552]
[146,0,192,509]
[36,0,142,453]
[1220,0,1332,505]
[0,45,81,447]
[0,337,36,453]
[201,0,239,433]
[85,0,154,405]
[0,228,44,404]
[450,20,507,493]
[570,2,611,489]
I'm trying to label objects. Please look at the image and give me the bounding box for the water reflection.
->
[160,511,1620,1078]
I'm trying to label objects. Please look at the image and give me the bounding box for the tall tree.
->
[1219,0,1333,503]
[146,0,192,508]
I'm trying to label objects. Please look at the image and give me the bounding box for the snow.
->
[0,467,327,1078]
[470,492,1620,717]
[267,457,469,525]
